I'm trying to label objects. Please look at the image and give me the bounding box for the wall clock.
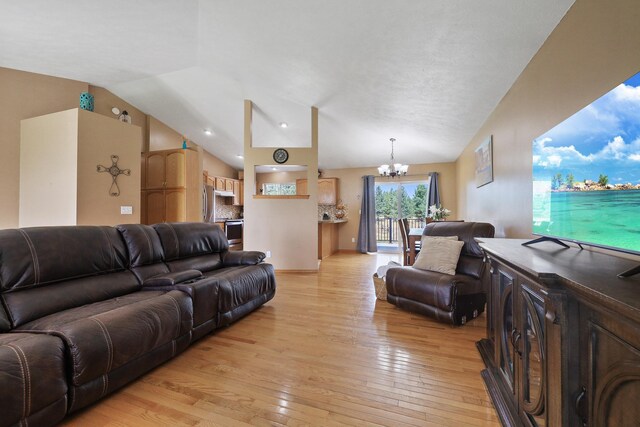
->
[273,148,289,164]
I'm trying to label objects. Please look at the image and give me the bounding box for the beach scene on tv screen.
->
[532,71,640,253]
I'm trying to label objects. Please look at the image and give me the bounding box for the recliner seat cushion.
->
[386,267,481,311]
[16,290,193,386]
[0,333,67,427]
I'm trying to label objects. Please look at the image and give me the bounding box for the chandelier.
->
[378,138,408,178]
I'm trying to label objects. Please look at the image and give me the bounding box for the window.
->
[375,180,430,249]
[262,183,296,196]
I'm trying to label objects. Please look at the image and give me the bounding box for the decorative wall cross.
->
[97,155,130,196]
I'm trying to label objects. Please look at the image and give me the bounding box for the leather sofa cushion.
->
[166,254,223,274]
[3,271,140,328]
[205,264,276,317]
[0,333,67,427]
[0,226,128,292]
[116,224,165,267]
[222,251,266,266]
[386,267,482,312]
[17,290,193,387]
[153,222,228,261]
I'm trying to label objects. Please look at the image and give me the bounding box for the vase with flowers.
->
[428,204,451,221]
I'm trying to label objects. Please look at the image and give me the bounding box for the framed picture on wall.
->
[475,136,493,187]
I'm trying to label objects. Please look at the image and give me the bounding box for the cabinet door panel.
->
[497,269,516,396]
[296,179,308,196]
[520,285,546,426]
[146,153,166,189]
[165,151,185,188]
[165,189,186,222]
[144,190,165,225]
[233,180,241,206]
[318,178,337,204]
[215,177,225,191]
[582,310,640,427]
[225,179,234,192]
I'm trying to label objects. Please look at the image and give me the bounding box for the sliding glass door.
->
[375,180,429,250]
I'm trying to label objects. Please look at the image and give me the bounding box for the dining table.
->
[407,227,423,265]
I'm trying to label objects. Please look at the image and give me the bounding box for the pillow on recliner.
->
[413,236,464,275]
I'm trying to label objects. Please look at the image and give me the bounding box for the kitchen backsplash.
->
[215,195,242,219]
[319,204,347,220]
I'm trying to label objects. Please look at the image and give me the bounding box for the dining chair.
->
[398,219,410,266]
[403,218,421,253]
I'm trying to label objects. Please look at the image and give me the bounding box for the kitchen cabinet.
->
[318,178,339,205]
[296,178,339,205]
[215,177,226,191]
[477,238,640,427]
[296,179,308,196]
[233,180,241,206]
[141,148,201,224]
[204,173,243,207]
[317,219,347,259]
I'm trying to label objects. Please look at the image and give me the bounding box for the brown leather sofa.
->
[386,221,495,325]
[0,223,275,427]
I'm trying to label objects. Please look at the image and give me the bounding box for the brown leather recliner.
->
[386,221,495,325]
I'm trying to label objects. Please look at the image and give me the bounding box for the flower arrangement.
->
[428,204,451,221]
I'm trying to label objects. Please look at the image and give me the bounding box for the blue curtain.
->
[356,175,377,253]
[428,172,440,208]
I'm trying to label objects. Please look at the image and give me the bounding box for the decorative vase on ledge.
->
[79,91,94,112]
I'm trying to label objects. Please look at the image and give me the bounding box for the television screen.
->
[532,71,640,254]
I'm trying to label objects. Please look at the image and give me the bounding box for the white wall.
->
[20,109,79,226]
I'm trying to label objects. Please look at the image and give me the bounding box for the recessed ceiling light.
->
[236,154,244,159]
[204,129,213,136]
[279,122,288,128]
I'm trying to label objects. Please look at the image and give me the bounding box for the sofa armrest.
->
[143,269,203,287]
[222,251,266,266]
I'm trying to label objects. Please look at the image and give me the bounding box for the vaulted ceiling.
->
[0,0,574,170]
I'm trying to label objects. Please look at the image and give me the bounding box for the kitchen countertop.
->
[318,219,348,224]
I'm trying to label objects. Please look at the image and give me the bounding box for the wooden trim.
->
[253,195,310,199]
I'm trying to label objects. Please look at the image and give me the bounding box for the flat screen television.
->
[529,71,640,277]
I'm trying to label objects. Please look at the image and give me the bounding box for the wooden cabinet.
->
[318,178,339,205]
[577,303,640,426]
[295,178,339,204]
[478,239,640,427]
[215,177,226,191]
[204,173,243,207]
[232,180,241,206]
[141,149,201,224]
[296,179,308,196]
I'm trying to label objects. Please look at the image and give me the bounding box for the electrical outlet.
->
[120,206,133,215]
[351,237,356,243]
[266,250,271,258]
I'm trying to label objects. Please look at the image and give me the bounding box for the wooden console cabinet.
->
[477,239,640,426]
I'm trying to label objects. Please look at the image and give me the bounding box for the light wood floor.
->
[63,252,499,426]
